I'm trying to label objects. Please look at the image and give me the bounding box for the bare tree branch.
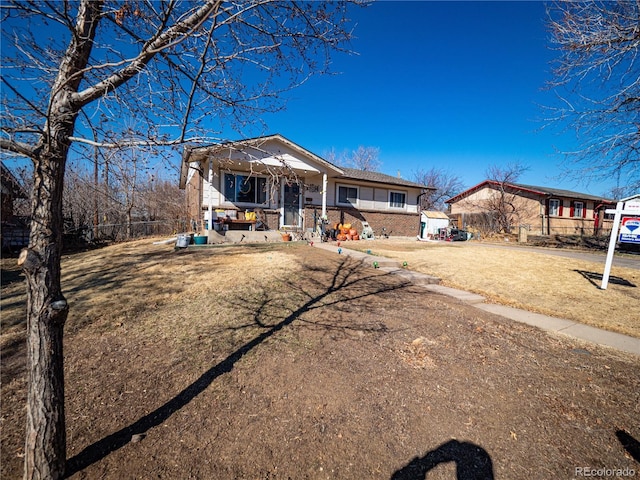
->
[0,137,36,158]
[332,146,381,171]
[1,2,359,478]
[545,1,640,194]
[73,2,223,107]
[412,167,464,211]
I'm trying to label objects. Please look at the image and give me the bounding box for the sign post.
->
[601,195,640,290]
[601,201,623,290]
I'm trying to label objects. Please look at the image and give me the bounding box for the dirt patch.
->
[2,240,639,479]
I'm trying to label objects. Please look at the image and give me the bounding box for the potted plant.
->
[280,231,291,242]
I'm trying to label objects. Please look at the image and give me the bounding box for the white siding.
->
[202,176,221,206]
[374,188,388,210]
[359,186,375,209]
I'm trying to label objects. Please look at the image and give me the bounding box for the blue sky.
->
[1,2,615,197]
[255,1,611,197]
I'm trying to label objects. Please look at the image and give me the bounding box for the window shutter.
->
[583,201,587,218]
[559,202,563,217]
[570,202,574,217]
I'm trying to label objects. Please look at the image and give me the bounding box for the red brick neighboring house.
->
[179,134,432,237]
[446,181,616,235]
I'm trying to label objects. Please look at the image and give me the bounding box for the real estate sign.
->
[619,216,640,244]
[601,195,640,289]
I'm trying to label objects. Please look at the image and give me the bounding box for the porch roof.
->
[180,134,343,188]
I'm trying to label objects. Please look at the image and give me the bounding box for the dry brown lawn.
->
[1,239,639,479]
[347,239,640,338]
[3,237,636,344]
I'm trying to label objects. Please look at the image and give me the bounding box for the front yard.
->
[1,240,638,479]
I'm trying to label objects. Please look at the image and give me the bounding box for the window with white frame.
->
[224,173,268,204]
[389,191,406,209]
[337,185,358,206]
[573,201,584,218]
[549,199,560,216]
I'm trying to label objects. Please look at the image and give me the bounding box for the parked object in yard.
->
[449,229,470,241]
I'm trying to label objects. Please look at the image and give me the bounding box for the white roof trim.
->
[250,153,321,173]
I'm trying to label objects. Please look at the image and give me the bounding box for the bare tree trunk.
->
[18,3,103,476]
[20,142,70,480]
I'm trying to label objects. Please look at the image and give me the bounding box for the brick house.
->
[179,134,431,237]
[446,181,616,235]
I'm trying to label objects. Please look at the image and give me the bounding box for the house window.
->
[389,191,406,209]
[573,201,584,218]
[224,173,267,204]
[549,199,560,216]
[337,185,358,206]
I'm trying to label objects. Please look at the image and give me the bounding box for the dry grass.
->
[2,238,640,479]
[348,239,640,338]
[0,240,303,358]
[2,238,638,343]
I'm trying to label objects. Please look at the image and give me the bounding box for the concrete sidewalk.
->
[313,242,640,356]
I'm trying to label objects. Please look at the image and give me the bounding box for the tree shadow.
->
[616,429,640,462]
[391,440,494,480]
[64,256,411,477]
[574,270,636,288]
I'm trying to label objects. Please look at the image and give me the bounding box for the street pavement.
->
[465,241,640,270]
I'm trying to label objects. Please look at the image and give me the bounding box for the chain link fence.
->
[64,220,188,245]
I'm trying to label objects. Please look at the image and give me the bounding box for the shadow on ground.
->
[391,440,494,480]
[574,270,637,288]
[616,429,640,463]
[64,255,411,477]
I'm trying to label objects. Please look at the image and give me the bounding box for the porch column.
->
[321,172,328,217]
[207,158,213,230]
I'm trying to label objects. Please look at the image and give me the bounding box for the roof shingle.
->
[338,167,429,189]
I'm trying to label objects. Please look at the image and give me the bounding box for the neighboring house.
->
[179,134,431,237]
[446,180,616,235]
[1,162,29,249]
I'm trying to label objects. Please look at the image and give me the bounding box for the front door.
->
[282,183,301,228]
